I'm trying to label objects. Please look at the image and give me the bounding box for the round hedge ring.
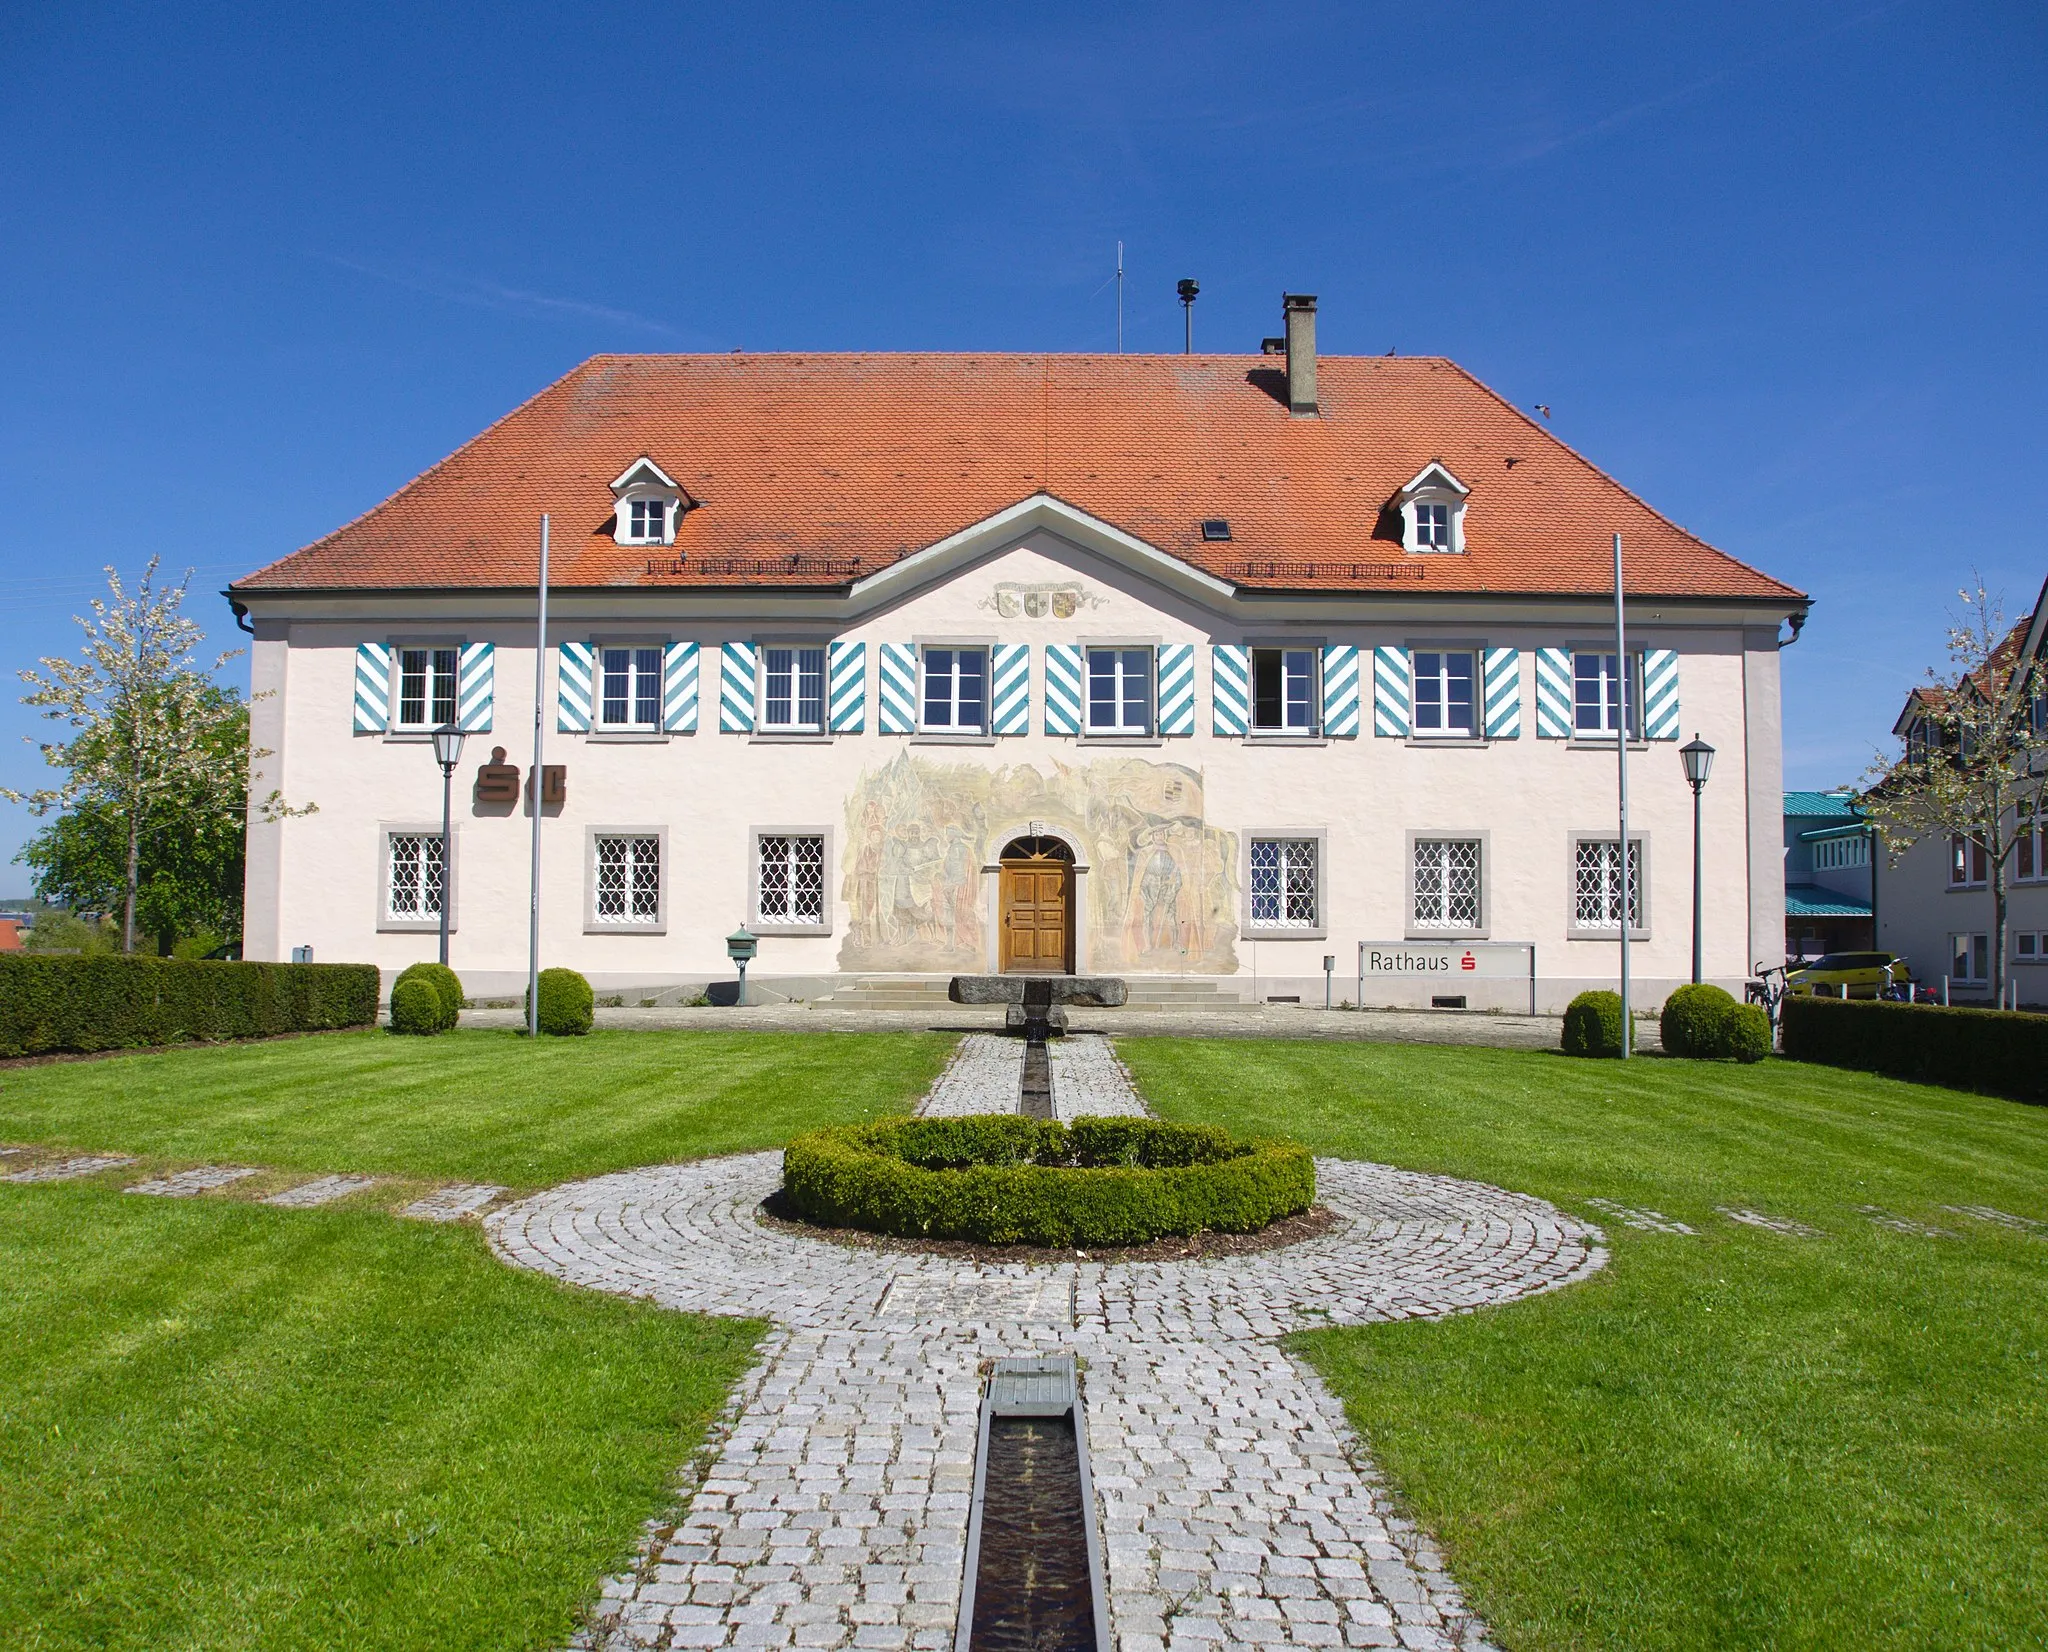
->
[780,1115,1316,1248]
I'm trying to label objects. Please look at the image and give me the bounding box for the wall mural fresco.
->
[838,751,1238,974]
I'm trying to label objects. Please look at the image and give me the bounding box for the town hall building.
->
[229,298,1807,1010]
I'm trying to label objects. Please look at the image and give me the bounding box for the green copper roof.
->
[1784,789,1863,820]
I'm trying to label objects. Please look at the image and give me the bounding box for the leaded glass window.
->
[1413,838,1481,930]
[758,834,826,924]
[593,834,661,924]
[387,832,443,921]
[1573,839,1642,930]
[1249,838,1319,928]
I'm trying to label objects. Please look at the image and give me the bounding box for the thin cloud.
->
[316,253,692,339]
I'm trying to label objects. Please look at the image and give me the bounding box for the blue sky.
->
[2,0,2043,881]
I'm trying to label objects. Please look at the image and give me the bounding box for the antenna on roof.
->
[1177,278,1199,353]
[1116,241,1124,354]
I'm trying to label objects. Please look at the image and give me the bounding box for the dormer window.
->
[1391,463,1470,555]
[610,456,685,548]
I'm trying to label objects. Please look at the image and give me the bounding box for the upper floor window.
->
[1413,650,1476,737]
[1251,648,1317,733]
[761,646,826,732]
[396,646,458,729]
[1574,651,1641,738]
[1392,463,1469,555]
[600,646,662,729]
[1949,834,1989,888]
[922,647,987,734]
[1087,647,1152,735]
[611,456,683,547]
[2018,797,2046,882]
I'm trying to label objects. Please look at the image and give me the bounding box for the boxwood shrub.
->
[1562,990,1624,1057]
[1781,995,2048,1103]
[529,967,594,1036]
[781,1115,1315,1247]
[1660,983,1736,1058]
[0,954,379,1058]
[392,961,463,1031]
[1724,1001,1773,1064]
[388,977,445,1036]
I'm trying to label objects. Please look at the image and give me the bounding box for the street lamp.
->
[431,722,467,966]
[1679,734,1716,984]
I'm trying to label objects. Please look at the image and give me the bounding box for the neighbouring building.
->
[229,297,1808,1010]
[1872,578,2048,1004]
[1783,791,1874,959]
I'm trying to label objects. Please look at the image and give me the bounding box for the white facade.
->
[242,498,1791,1011]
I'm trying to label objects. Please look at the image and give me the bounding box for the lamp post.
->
[1679,734,1716,985]
[431,722,467,966]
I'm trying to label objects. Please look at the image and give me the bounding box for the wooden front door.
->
[1000,857,1071,973]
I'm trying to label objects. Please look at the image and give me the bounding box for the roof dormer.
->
[611,456,687,547]
[1392,462,1470,555]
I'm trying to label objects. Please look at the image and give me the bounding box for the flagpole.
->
[528,514,549,1039]
[1614,530,1631,1059]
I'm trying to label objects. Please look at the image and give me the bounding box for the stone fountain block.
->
[949,976,1128,1008]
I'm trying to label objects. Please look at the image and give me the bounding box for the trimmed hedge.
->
[393,961,463,1031]
[1562,991,1624,1058]
[1781,995,2048,1103]
[529,967,593,1037]
[388,978,445,1036]
[0,954,380,1058]
[1660,983,1736,1058]
[782,1115,1316,1247]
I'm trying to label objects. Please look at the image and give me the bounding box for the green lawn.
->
[0,1027,952,1186]
[0,1181,761,1651]
[0,1029,950,1650]
[1121,1039,2048,1652]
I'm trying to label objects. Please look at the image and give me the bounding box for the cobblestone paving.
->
[915,1035,1020,1117]
[1583,1198,1694,1235]
[4,1153,136,1183]
[495,1149,1603,1652]
[402,1182,509,1221]
[1050,1037,1151,1121]
[264,1173,381,1208]
[1855,1205,1956,1239]
[126,1165,260,1197]
[1942,1204,2047,1234]
[1716,1206,1823,1237]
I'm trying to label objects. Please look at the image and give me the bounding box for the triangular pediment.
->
[1395,462,1469,500]
[610,456,681,497]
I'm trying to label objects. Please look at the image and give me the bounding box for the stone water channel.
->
[493,1031,1604,1652]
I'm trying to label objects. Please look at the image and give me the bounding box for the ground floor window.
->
[1412,838,1481,930]
[592,834,662,926]
[757,833,827,926]
[1249,837,1319,929]
[1951,933,1989,982]
[2017,799,2046,882]
[2015,931,2045,963]
[1573,838,1644,932]
[386,832,443,922]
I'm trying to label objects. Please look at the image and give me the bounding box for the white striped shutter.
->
[877,644,917,733]
[1043,645,1083,735]
[1642,649,1680,739]
[990,644,1030,735]
[556,642,594,732]
[1482,647,1521,739]
[1534,648,1573,738]
[1211,645,1249,735]
[828,641,866,733]
[456,642,494,732]
[662,642,699,732]
[1322,645,1361,738]
[353,643,391,733]
[1371,646,1410,737]
[1157,644,1195,735]
[719,643,757,732]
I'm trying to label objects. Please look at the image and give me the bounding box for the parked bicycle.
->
[1746,963,1789,1027]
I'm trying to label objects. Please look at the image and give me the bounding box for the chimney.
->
[1283,293,1318,414]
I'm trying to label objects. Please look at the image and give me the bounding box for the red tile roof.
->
[234,353,1804,602]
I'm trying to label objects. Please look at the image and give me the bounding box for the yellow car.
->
[1785,951,1915,999]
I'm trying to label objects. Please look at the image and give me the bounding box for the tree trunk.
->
[124,715,143,955]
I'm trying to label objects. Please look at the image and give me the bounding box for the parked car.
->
[1786,951,1914,999]
[202,941,243,961]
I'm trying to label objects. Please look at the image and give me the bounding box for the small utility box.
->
[726,926,758,1007]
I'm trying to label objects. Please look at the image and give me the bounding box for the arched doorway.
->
[998,836,1073,974]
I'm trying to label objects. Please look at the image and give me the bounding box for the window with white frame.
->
[922,647,987,733]
[1413,650,1477,737]
[1574,838,1643,931]
[599,646,663,728]
[2017,797,2046,882]
[2015,930,2046,964]
[1393,464,1468,555]
[591,834,661,926]
[1949,834,1989,888]
[1415,502,1451,550]
[760,646,826,732]
[1812,834,1871,871]
[627,499,668,543]
[395,646,459,729]
[386,832,444,922]
[757,833,826,926]
[1573,652,1640,737]
[612,458,681,546]
[1087,647,1152,735]
[1412,838,1482,930]
[1249,838,1319,929]
[1951,932,1989,983]
[1250,648,1317,733]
